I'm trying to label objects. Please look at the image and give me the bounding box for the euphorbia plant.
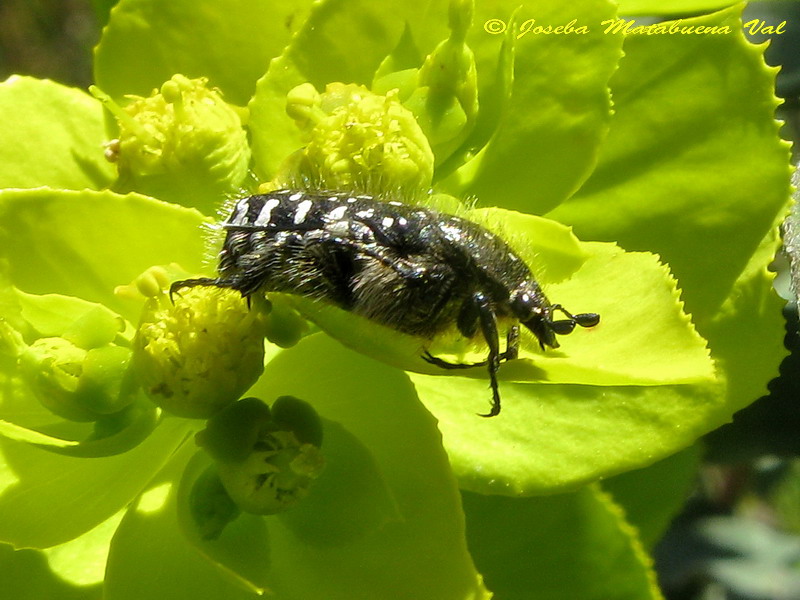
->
[0,0,790,598]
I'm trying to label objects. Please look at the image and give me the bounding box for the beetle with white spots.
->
[172,190,599,416]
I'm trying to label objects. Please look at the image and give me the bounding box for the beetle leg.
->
[169,277,234,301]
[421,291,504,416]
[504,324,520,361]
[421,325,519,369]
[472,292,502,417]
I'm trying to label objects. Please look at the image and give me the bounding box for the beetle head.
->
[511,291,599,349]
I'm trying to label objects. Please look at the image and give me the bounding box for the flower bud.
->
[197,396,325,515]
[286,82,434,194]
[90,75,251,210]
[263,296,308,348]
[75,344,136,414]
[18,337,135,421]
[133,286,267,418]
[195,396,272,463]
[285,82,326,133]
[399,0,479,163]
[114,264,179,304]
[19,337,93,421]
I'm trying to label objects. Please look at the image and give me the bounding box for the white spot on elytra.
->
[356,208,374,218]
[255,198,280,225]
[327,205,348,221]
[229,199,249,225]
[289,192,303,201]
[293,199,313,224]
[326,221,349,235]
[388,201,403,206]
[508,253,519,262]
[398,217,408,227]
[438,223,463,241]
[347,197,358,203]
[381,217,394,228]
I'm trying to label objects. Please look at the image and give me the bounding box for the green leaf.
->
[703,224,788,413]
[0,399,159,459]
[0,542,102,600]
[0,189,208,322]
[43,510,125,587]
[0,76,114,190]
[470,209,712,386]
[450,0,622,213]
[462,485,663,600]
[105,442,261,600]
[507,241,712,386]
[273,418,401,544]
[0,420,81,450]
[411,374,722,494]
[243,333,488,600]
[93,0,316,106]
[602,446,701,549]
[468,207,589,284]
[0,417,191,548]
[544,6,790,465]
[546,6,791,325]
[248,0,449,179]
[13,290,129,344]
[372,22,424,87]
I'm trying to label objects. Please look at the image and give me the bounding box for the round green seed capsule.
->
[197,396,325,515]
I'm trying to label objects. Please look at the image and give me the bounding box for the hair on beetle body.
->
[171,190,600,417]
